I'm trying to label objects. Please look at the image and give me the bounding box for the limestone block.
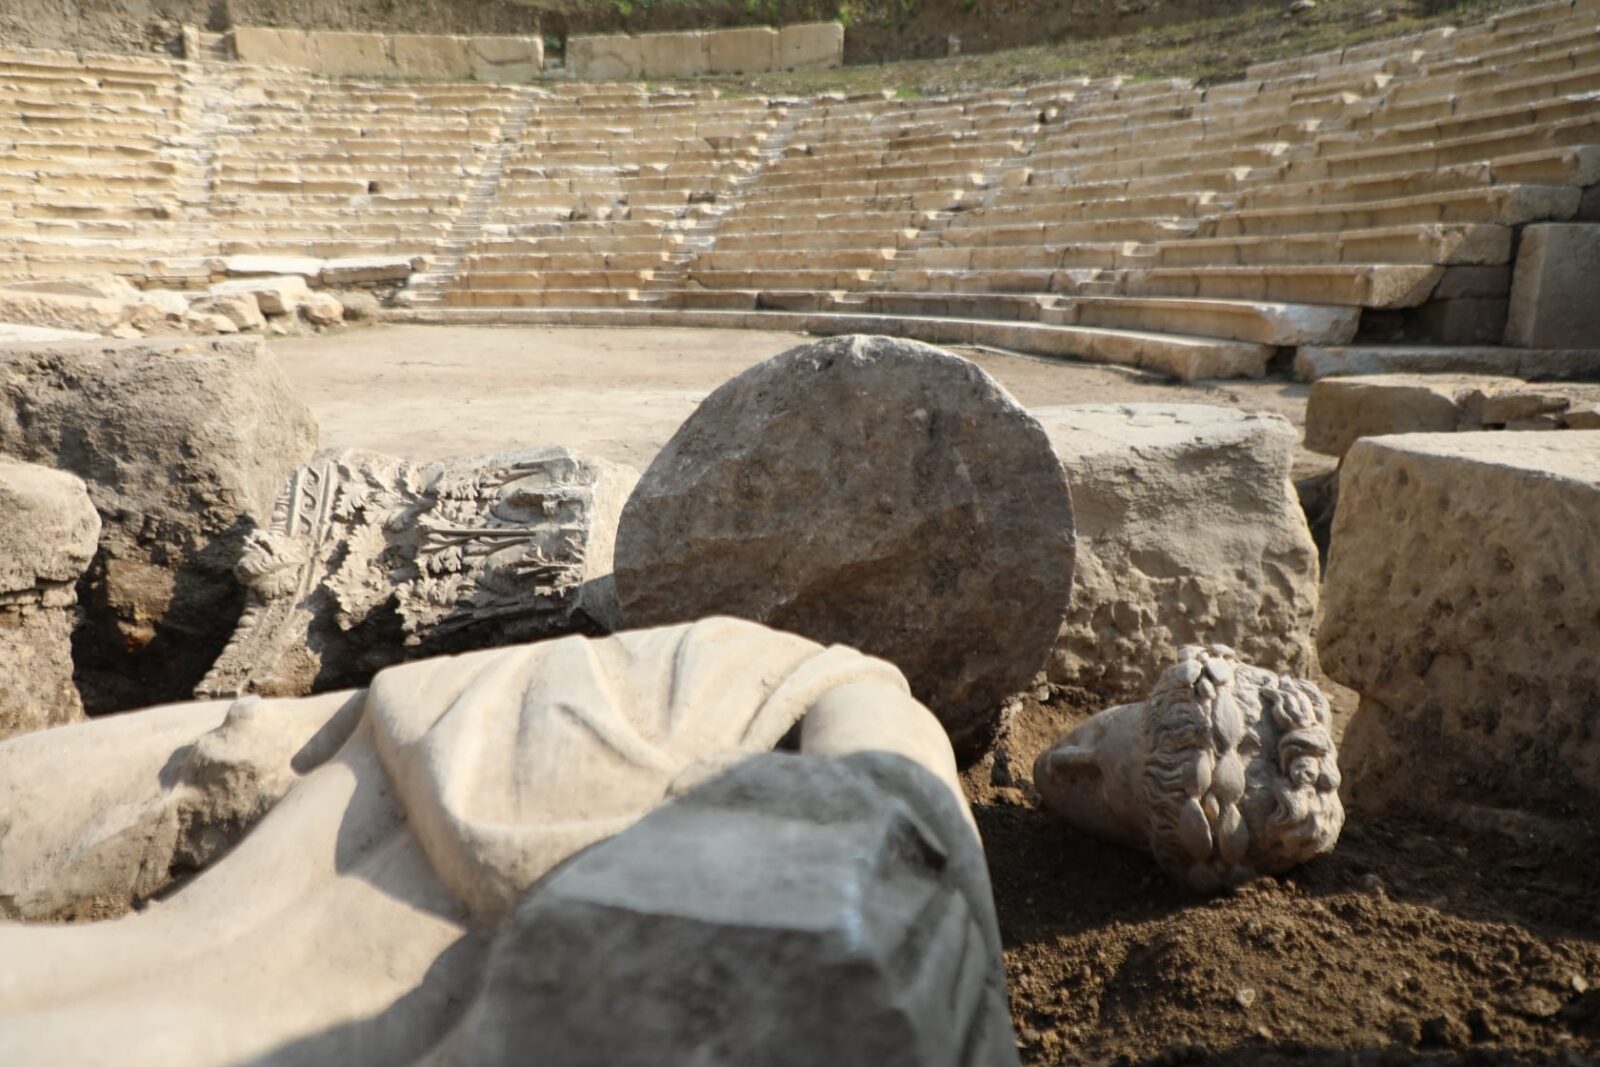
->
[569,34,644,81]
[390,34,472,80]
[777,21,844,69]
[334,290,380,322]
[615,335,1075,759]
[198,447,637,700]
[0,277,154,335]
[1304,375,1600,455]
[318,256,412,286]
[309,31,390,78]
[301,292,343,326]
[0,460,99,740]
[194,293,266,331]
[186,311,239,335]
[435,752,1019,1067]
[210,275,311,316]
[1035,645,1342,892]
[233,26,313,68]
[630,30,708,79]
[704,26,778,75]
[1320,432,1600,817]
[1303,374,1499,457]
[468,36,543,82]
[1034,404,1319,703]
[0,337,317,712]
[1505,223,1600,348]
[225,254,323,279]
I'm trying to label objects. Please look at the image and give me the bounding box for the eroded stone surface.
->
[198,446,637,699]
[434,751,1019,1067]
[0,460,100,740]
[1320,432,1600,818]
[0,336,318,711]
[1305,374,1600,457]
[614,334,1076,757]
[1034,404,1319,703]
[1034,644,1344,892]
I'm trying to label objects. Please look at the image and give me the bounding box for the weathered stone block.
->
[309,31,389,78]
[0,337,317,712]
[704,26,778,74]
[631,30,707,79]
[390,34,471,80]
[777,21,844,69]
[568,34,643,80]
[1505,223,1600,348]
[0,460,99,739]
[468,35,543,82]
[434,751,1020,1067]
[210,275,311,316]
[232,26,312,68]
[1321,432,1600,817]
[1304,375,1495,457]
[1034,404,1319,702]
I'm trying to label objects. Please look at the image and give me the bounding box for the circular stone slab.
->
[614,334,1076,757]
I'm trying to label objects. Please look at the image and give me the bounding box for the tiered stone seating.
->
[208,71,525,262]
[0,48,198,284]
[2,0,1596,376]
[405,0,1600,380]
[436,86,784,309]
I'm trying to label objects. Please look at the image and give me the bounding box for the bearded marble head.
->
[1034,644,1343,891]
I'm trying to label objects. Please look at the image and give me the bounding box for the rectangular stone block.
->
[1321,432,1600,817]
[309,31,390,78]
[1302,374,1510,457]
[568,34,644,80]
[233,27,312,69]
[631,30,708,79]
[704,27,778,75]
[468,36,543,82]
[777,22,843,69]
[1505,223,1600,348]
[390,34,472,80]
[1034,404,1319,702]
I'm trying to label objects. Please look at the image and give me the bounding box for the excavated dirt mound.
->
[967,691,1600,1066]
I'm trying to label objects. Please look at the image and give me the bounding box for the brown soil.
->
[967,689,1600,1067]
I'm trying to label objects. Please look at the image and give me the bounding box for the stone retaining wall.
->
[567,23,843,80]
[233,27,543,82]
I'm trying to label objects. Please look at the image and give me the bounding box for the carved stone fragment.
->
[198,446,637,699]
[1034,644,1344,891]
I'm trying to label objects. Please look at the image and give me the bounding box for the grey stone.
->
[614,335,1076,758]
[198,446,637,699]
[0,460,100,739]
[1505,224,1600,348]
[0,337,318,711]
[433,750,1019,1067]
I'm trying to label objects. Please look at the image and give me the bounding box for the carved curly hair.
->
[1141,644,1343,892]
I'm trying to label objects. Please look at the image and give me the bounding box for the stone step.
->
[388,303,1273,380]
[1293,344,1600,381]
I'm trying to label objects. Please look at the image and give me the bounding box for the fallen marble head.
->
[1034,643,1344,891]
[0,617,1018,1066]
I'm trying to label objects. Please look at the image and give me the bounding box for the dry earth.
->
[270,324,1597,1066]
[268,324,1323,472]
